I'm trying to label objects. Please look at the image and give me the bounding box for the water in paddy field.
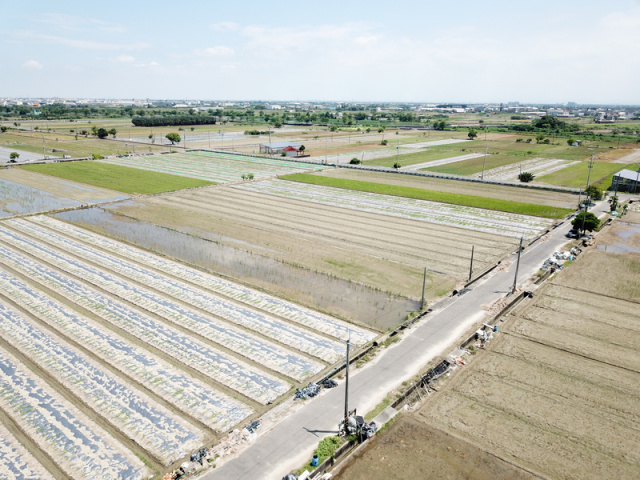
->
[0,178,82,215]
[54,208,418,330]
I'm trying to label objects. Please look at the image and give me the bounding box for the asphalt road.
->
[206,201,607,480]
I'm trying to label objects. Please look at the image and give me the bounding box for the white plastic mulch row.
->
[0,223,321,382]
[0,266,252,431]
[100,151,322,183]
[0,298,203,465]
[0,346,147,480]
[234,180,551,239]
[28,216,375,345]
[0,240,288,405]
[10,218,344,364]
[0,422,54,480]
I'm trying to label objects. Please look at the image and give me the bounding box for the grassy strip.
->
[364,396,393,421]
[295,436,346,475]
[20,161,213,194]
[281,173,573,219]
[536,161,625,188]
[365,148,471,168]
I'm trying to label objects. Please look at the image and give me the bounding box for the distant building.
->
[259,141,301,155]
[611,169,640,193]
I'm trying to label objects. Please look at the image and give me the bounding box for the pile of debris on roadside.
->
[542,247,582,271]
[295,379,338,401]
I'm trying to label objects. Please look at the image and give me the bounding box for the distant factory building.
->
[611,169,640,193]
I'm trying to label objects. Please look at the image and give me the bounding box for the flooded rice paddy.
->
[55,208,417,329]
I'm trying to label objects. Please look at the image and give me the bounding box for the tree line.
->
[131,115,217,127]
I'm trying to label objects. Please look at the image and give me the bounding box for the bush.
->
[584,184,602,200]
[518,172,535,183]
[381,139,388,145]
[350,158,361,164]
[91,153,104,160]
[516,138,523,143]
[393,162,401,169]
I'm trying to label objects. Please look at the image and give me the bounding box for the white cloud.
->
[21,60,43,70]
[211,21,240,31]
[114,55,135,63]
[194,46,235,57]
[134,61,160,68]
[35,13,126,33]
[18,32,150,51]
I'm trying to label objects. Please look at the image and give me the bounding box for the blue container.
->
[311,454,319,467]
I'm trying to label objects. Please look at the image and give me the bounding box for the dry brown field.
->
[107,184,521,309]
[337,218,640,480]
[313,168,578,209]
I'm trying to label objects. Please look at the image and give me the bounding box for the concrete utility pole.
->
[343,331,351,432]
[421,267,427,310]
[481,144,488,180]
[468,246,475,282]
[512,235,523,294]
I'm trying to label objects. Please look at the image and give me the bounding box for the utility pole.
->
[481,144,488,180]
[468,246,475,282]
[396,139,400,166]
[421,267,427,310]
[511,235,523,294]
[343,331,351,433]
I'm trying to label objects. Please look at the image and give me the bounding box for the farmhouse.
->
[259,141,301,155]
[611,168,640,193]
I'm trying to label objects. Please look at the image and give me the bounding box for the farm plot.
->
[400,152,486,171]
[8,218,348,362]
[0,221,324,382]
[0,267,252,431]
[415,248,640,480]
[100,151,323,183]
[109,184,521,299]
[0,177,82,216]
[29,215,376,346]
[235,179,551,238]
[475,157,580,182]
[0,237,292,404]
[0,347,148,480]
[0,300,203,465]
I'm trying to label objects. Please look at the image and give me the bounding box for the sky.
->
[1,0,639,104]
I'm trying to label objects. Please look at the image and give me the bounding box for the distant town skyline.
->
[2,0,639,104]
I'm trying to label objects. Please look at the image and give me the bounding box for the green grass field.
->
[282,173,573,219]
[20,161,213,194]
[536,161,629,188]
[365,148,474,168]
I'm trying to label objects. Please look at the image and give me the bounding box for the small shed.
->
[282,146,300,157]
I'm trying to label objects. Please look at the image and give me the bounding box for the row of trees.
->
[131,115,217,127]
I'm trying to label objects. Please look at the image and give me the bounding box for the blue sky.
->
[1,0,639,104]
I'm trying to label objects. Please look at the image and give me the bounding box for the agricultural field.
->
[336,220,640,480]
[101,151,324,183]
[0,130,169,159]
[478,157,580,182]
[0,215,374,478]
[20,160,212,194]
[536,159,636,188]
[106,178,554,311]
[0,168,129,218]
[308,168,578,209]
[280,173,573,218]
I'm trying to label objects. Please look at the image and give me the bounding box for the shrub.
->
[393,162,401,169]
[381,139,388,145]
[350,158,361,164]
[516,138,523,143]
[518,172,535,183]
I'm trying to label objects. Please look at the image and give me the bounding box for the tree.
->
[393,162,401,169]
[9,152,20,161]
[381,139,388,145]
[108,128,117,138]
[567,138,577,146]
[518,172,535,183]
[0,126,7,133]
[535,134,545,143]
[572,211,600,232]
[165,132,181,144]
[584,185,602,201]
[299,145,306,155]
[468,129,478,140]
[97,128,108,139]
[91,126,98,136]
[608,195,619,212]
[350,158,361,164]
